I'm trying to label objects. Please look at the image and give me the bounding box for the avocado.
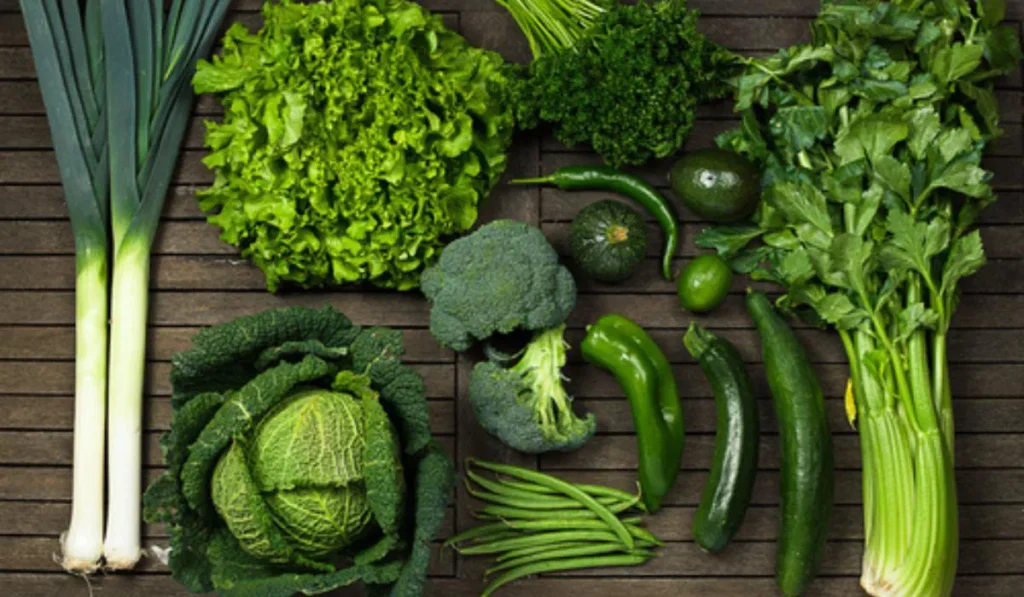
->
[669,149,761,222]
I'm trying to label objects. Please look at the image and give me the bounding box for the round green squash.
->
[570,200,649,284]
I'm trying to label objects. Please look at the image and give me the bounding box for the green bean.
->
[445,522,510,547]
[478,499,638,521]
[494,541,592,563]
[481,554,652,597]
[487,544,649,577]
[500,477,642,506]
[627,524,664,546]
[456,531,619,555]
[468,460,635,548]
[466,483,622,510]
[498,518,661,546]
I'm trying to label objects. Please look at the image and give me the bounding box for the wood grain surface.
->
[0,1,1021,596]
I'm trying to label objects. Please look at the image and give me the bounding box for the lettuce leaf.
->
[195,0,515,291]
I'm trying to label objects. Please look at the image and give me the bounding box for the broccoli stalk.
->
[469,325,595,454]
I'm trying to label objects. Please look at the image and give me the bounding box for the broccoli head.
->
[468,325,595,454]
[420,220,576,352]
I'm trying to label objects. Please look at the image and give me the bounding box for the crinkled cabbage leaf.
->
[143,306,455,597]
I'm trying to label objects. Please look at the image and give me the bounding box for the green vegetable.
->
[20,0,110,573]
[103,1,232,569]
[678,254,734,313]
[683,324,759,554]
[143,307,455,597]
[194,0,515,291]
[421,220,576,352]
[469,325,595,454]
[505,0,733,167]
[699,2,1020,595]
[569,200,649,284]
[670,148,761,222]
[581,315,684,513]
[747,292,833,596]
[513,166,680,280]
[22,0,231,572]
[448,460,658,596]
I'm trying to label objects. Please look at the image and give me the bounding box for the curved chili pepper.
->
[512,165,680,280]
[580,314,684,512]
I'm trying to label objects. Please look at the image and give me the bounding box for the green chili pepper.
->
[581,314,685,512]
[511,165,680,280]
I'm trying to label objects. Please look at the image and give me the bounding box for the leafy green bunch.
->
[697,1,1020,594]
[194,0,516,291]
[143,307,455,597]
[510,0,734,167]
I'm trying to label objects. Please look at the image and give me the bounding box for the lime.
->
[678,254,733,313]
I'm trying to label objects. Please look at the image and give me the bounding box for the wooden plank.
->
[426,576,1024,597]
[539,432,1024,471]
[0,184,207,219]
[7,291,1024,330]
[0,253,1019,296]
[560,256,1024,296]
[0,325,452,362]
[0,361,454,398]
[0,536,456,577]
[4,221,1024,278]
[540,189,1024,224]
[540,153,1024,192]
[1,500,1017,545]
[0,291,431,326]
[5,465,1022,507]
[1,428,1019,469]
[0,395,457,435]
[564,362,1024,399]
[0,432,456,469]
[2,82,1020,125]
[541,222,1024,260]
[570,398,1024,435]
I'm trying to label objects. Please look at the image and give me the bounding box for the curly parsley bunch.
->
[507,0,733,167]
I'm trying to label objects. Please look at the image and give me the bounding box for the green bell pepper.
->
[581,314,685,512]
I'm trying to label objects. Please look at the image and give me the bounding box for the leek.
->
[100,0,231,569]
[21,0,229,573]
[21,0,109,574]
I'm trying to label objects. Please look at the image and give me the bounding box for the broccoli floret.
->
[420,220,576,352]
[468,325,595,454]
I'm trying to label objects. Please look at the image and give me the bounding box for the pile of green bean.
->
[447,459,661,596]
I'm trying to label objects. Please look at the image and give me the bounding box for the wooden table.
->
[1,1,1022,595]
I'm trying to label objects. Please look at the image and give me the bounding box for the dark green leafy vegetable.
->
[194,0,515,291]
[506,0,734,167]
[698,1,1021,595]
[143,307,455,597]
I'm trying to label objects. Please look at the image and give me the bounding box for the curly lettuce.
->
[194,0,515,291]
[143,307,455,597]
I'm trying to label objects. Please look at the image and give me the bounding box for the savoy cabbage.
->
[143,307,454,597]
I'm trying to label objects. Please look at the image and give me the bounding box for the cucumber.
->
[746,291,833,597]
[683,323,759,553]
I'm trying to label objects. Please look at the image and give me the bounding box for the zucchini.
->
[746,291,833,597]
[683,323,759,553]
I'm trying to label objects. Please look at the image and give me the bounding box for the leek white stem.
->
[102,240,150,570]
[61,254,108,573]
